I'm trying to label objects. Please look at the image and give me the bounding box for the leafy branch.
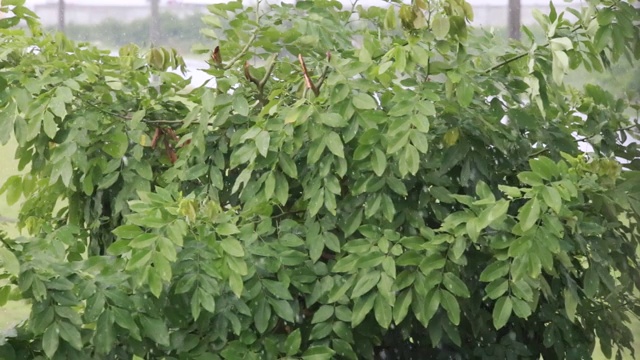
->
[485,4,617,73]
[298,52,331,97]
[528,122,640,158]
[244,53,278,104]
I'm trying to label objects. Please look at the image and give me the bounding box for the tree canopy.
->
[1,0,640,359]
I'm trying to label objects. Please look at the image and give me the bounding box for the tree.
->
[149,0,160,46]
[57,0,64,33]
[508,0,521,39]
[1,0,639,358]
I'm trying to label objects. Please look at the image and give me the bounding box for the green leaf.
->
[499,185,522,198]
[442,272,470,298]
[58,321,83,350]
[393,289,412,324]
[0,286,10,306]
[492,296,513,330]
[112,224,144,239]
[325,131,345,158]
[279,153,298,178]
[0,100,16,145]
[440,289,460,325]
[510,279,533,302]
[508,236,532,257]
[42,111,58,139]
[511,296,532,319]
[485,278,509,300]
[43,325,59,359]
[404,144,420,175]
[269,298,295,323]
[140,316,170,346]
[233,95,249,116]
[419,288,441,326]
[312,305,334,324]
[308,188,324,217]
[221,237,245,257]
[229,272,243,298]
[541,186,562,213]
[217,223,240,236]
[0,247,20,276]
[352,93,377,110]
[264,172,276,200]
[84,291,106,323]
[374,294,393,329]
[254,297,271,334]
[371,148,387,176]
[529,156,558,180]
[284,329,302,356]
[94,310,115,354]
[432,14,450,39]
[262,279,293,300]
[274,172,289,206]
[583,267,599,298]
[125,249,152,270]
[341,209,362,237]
[255,130,270,157]
[517,198,540,232]
[103,131,129,159]
[479,261,510,282]
[129,233,158,249]
[456,81,474,107]
[351,293,376,327]
[564,288,578,322]
[351,271,381,298]
[384,5,397,30]
[517,171,544,186]
[302,346,335,360]
[486,199,510,225]
[320,113,348,127]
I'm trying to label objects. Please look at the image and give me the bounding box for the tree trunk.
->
[508,0,521,40]
[149,0,160,46]
[58,0,65,32]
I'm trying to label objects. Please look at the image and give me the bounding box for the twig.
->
[298,52,332,97]
[298,54,318,96]
[259,53,278,89]
[244,61,260,87]
[485,4,616,74]
[224,32,258,70]
[485,52,529,73]
[528,123,639,158]
[315,52,331,93]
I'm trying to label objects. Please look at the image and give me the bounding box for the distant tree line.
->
[56,12,207,55]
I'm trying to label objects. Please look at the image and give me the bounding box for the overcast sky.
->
[24,0,542,8]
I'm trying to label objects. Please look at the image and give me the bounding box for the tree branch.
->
[224,32,258,70]
[298,54,318,96]
[528,123,640,158]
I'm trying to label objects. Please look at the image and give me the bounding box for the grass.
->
[0,138,22,237]
[0,139,30,345]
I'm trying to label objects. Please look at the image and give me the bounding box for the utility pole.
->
[58,0,65,32]
[149,0,160,46]
[149,0,161,90]
[508,0,521,40]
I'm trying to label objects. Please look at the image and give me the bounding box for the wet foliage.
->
[1,0,640,359]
